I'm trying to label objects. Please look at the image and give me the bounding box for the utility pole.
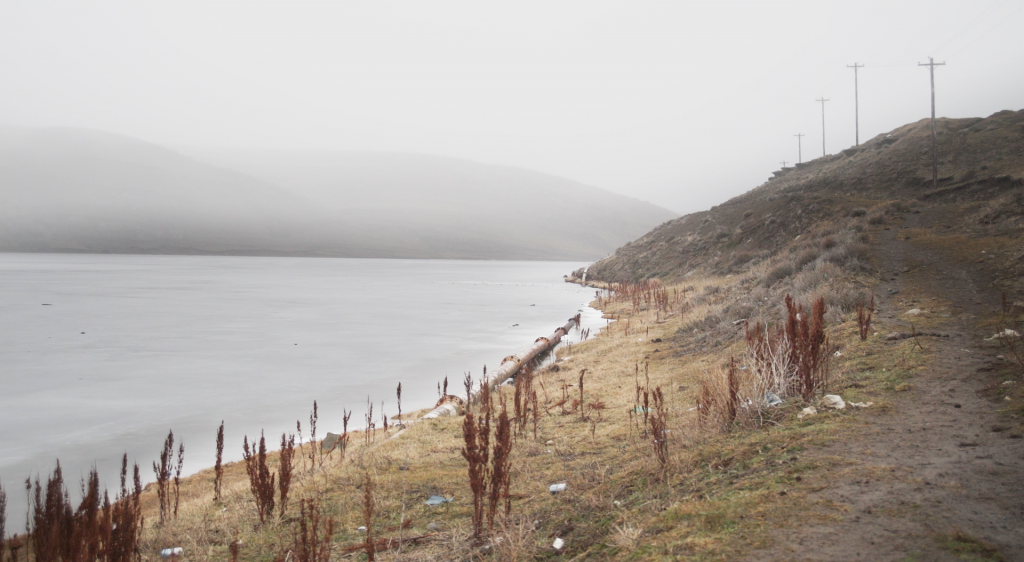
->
[918,57,946,188]
[816,97,830,157]
[847,62,864,145]
[794,133,804,163]
[780,160,788,168]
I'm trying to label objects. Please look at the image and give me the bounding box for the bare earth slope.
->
[746,205,1024,561]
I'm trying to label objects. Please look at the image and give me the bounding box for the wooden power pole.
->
[918,57,946,188]
[816,98,830,156]
[847,63,864,145]
[794,133,804,163]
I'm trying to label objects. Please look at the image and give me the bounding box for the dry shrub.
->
[857,295,875,341]
[152,430,183,525]
[696,359,741,433]
[460,384,514,539]
[292,497,334,562]
[0,478,6,552]
[26,455,142,562]
[214,421,225,502]
[362,473,375,561]
[648,387,670,465]
[746,294,831,403]
[242,432,276,525]
[279,433,296,518]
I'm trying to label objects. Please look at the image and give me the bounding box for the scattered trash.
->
[357,526,367,533]
[545,439,555,445]
[1002,380,1016,386]
[160,548,183,558]
[631,406,651,414]
[613,500,621,507]
[996,355,1007,361]
[425,495,454,506]
[822,395,846,410]
[907,308,922,315]
[833,350,843,357]
[739,365,747,370]
[987,329,1021,340]
[885,332,902,341]
[553,538,565,550]
[849,401,874,408]
[765,392,783,407]
[798,407,817,419]
[549,483,568,494]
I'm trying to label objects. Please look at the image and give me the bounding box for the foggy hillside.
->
[0,127,676,260]
[586,109,1024,282]
[179,148,678,260]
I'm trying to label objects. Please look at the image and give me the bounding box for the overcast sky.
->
[2,1,1022,214]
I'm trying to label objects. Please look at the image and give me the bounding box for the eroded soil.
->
[746,207,1024,561]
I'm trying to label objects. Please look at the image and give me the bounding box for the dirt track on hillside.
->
[745,208,1024,561]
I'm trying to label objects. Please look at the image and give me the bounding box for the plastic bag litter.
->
[765,392,783,407]
[822,395,846,410]
[549,483,567,494]
[425,495,454,506]
[553,538,565,550]
[798,407,817,419]
[160,548,184,558]
[849,401,874,408]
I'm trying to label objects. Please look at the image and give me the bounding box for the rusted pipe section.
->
[421,316,578,419]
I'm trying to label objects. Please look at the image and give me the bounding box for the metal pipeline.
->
[420,316,578,419]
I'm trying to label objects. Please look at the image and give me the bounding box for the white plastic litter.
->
[849,401,874,408]
[549,483,567,493]
[358,526,367,533]
[160,548,184,558]
[822,395,846,410]
[798,407,817,419]
[765,392,783,407]
[907,308,922,316]
[425,495,453,506]
[834,350,843,357]
[553,538,565,550]
[987,329,1021,340]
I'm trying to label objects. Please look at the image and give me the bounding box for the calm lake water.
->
[0,253,601,520]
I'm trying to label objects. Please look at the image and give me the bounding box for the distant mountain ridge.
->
[0,127,677,260]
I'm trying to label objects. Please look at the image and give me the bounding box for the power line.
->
[918,57,945,189]
[846,63,864,146]
[816,98,830,157]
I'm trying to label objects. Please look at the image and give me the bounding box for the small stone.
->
[954,403,962,408]
[545,440,554,445]
[426,522,440,532]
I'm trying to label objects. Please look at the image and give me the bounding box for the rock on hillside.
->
[587,110,1024,283]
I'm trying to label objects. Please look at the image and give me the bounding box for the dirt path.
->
[746,208,1024,561]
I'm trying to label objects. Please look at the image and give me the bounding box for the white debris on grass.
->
[822,395,846,410]
[849,401,874,408]
[798,407,818,418]
[553,538,565,550]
